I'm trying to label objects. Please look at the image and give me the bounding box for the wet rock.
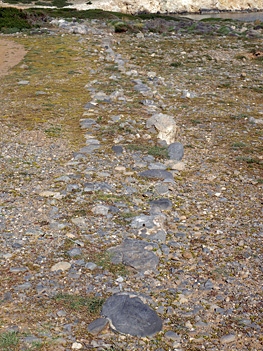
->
[101,292,162,336]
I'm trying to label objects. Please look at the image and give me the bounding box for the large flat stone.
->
[102,292,162,337]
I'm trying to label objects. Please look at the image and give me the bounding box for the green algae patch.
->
[0,34,100,148]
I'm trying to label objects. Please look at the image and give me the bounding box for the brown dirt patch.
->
[0,38,27,77]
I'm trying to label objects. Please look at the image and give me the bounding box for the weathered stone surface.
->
[149,198,173,211]
[107,239,159,271]
[101,292,162,336]
[131,215,155,229]
[220,334,236,344]
[91,205,109,215]
[139,169,174,182]
[87,318,109,335]
[68,0,263,14]
[50,261,71,272]
[146,114,178,145]
[112,145,123,154]
[67,248,82,257]
[168,142,184,161]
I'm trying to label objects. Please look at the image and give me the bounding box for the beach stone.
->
[107,238,159,271]
[168,142,184,161]
[87,318,109,335]
[101,292,162,336]
[146,113,179,144]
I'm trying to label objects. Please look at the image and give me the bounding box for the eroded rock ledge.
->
[66,0,263,14]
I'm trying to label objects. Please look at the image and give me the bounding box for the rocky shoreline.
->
[0,15,263,351]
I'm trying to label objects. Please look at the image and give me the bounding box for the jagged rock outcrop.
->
[67,0,263,13]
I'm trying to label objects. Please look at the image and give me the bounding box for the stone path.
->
[0,17,263,351]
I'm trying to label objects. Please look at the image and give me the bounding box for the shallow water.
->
[179,11,263,22]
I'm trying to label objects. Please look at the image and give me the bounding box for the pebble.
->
[220,334,236,344]
[72,342,83,349]
[51,262,71,272]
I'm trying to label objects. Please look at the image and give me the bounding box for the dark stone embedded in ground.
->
[107,238,159,271]
[87,317,109,335]
[167,142,184,161]
[101,292,162,337]
[79,118,98,128]
[139,169,174,182]
[149,198,173,211]
[112,145,123,154]
[78,144,101,154]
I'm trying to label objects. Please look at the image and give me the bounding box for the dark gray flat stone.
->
[79,144,101,154]
[87,318,109,335]
[80,118,97,128]
[108,238,159,271]
[149,198,173,211]
[102,292,162,337]
[112,145,123,154]
[139,169,174,181]
[168,142,184,161]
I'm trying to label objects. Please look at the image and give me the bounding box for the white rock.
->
[166,160,185,171]
[72,342,83,349]
[51,261,71,272]
[39,191,61,198]
[146,113,179,145]
[65,0,263,15]
[115,166,126,172]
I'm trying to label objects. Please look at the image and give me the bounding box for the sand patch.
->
[0,39,27,77]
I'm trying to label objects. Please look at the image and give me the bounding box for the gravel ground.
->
[0,16,263,351]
